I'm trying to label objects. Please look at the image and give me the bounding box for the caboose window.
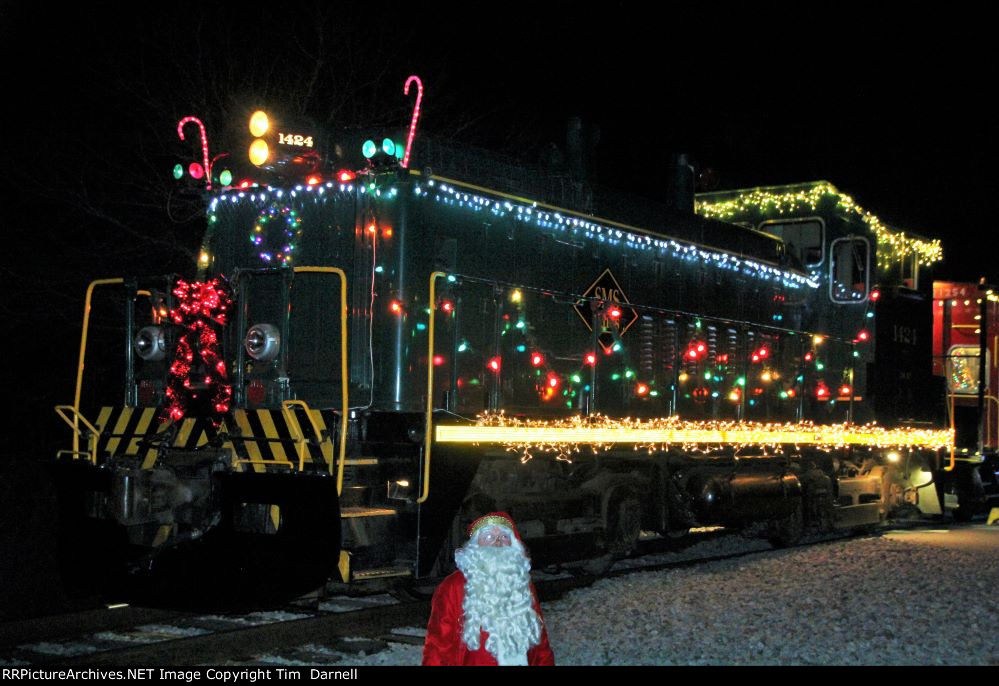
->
[759,219,824,269]
[829,237,870,303]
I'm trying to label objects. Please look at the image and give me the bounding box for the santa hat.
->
[466,511,523,543]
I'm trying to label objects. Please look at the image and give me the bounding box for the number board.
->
[573,269,639,353]
[277,132,315,148]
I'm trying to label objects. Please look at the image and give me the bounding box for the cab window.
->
[760,220,823,268]
[830,237,869,303]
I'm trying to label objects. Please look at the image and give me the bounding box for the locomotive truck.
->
[50,109,969,599]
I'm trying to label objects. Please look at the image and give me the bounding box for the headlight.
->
[245,323,281,362]
[134,326,167,361]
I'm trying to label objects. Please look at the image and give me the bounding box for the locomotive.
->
[49,107,980,599]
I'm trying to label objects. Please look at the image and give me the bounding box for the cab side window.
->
[830,237,869,303]
[760,220,823,269]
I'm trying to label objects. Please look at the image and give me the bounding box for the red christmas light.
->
[585,353,597,366]
[608,306,622,319]
[804,352,814,362]
[306,175,321,185]
[856,330,870,342]
[162,277,232,427]
[337,169,356,183]
[870,289,881,301]
[636,383,649,396]
[531,353,544,367]
[433,355,446,366]
[441,300,454,314]
[489,357,502,372]
[839,384,853,397]
[390,300,403,314]
[547,373,560,389]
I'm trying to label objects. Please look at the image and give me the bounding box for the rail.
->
[292,267,349,494]
[419,271,447,504]
[54,405,100,465]
[281,399,329,472]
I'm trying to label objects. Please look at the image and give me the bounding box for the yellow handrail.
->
[54,405,100,464]
[292,267,349,494]
[419,271,447,503]
[70,278,125,456]
[281,399,329,471]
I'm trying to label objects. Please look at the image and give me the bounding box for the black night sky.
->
[0,5,994,522]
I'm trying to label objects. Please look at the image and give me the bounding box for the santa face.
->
[476,525,512,547]
[455,524,542,666]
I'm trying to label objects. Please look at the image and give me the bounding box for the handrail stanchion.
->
[419,272,447,504]
[292,267,349,494]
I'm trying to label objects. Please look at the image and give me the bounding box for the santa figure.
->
[423,512,555,666]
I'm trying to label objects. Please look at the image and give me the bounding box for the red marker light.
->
[870,289,881,301]
[441,301,454,314]
[585,353,597,366]
[531,353,544,367]
[758,347,769,359]
[433,355,445,366]
[688,349,699,360]
[489,357,501,372]
[389,300,403,314]
[816,385,829,399]
[752,353,760,363]
[804,352,814,362]
[636,383,649,396]
[696,343,706,353]
[839,384,852,397]
[857,330,870,342]
[608,306,622,319]
[547,373,560,388]
[337,169,356,183]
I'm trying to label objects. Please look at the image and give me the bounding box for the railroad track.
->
[0,521,938,666]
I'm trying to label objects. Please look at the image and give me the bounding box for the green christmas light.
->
[382,138,396,156]
[219,169,232,186]
[172,164,184,180]
[362,140,377,158]
[571,374,581,384]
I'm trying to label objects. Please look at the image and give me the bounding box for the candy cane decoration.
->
[177,116,212,190]
[401,75,424,169]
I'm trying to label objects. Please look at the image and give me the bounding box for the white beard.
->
[455,537,542,666]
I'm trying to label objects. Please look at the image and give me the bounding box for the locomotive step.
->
[351,566,413,581]
[341,506,398,518]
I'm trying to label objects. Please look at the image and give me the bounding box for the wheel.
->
[607,497,642,556]
[953,467,985,522]
[767,497,804,548]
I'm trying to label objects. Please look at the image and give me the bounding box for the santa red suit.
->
[423,512,555,666]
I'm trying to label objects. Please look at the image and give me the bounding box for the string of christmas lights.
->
[694,182,943,269]
[414,180,818,290]
[205,178,818,290]
[162,278,233,426]
[434,413,953,462]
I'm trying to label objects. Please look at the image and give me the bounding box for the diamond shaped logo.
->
[573,269,639,353]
